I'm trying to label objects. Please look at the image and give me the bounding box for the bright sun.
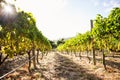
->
[0,2,17,23]
[3,4,14,14]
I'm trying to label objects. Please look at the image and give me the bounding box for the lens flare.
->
[3,4,14,14]
[0,2,17,24]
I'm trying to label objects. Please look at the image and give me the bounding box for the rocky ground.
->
[0,51,120,80]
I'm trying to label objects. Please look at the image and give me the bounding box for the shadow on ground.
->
[53,53,102,80]
[95,57,120,71]
[78,54,120,71]
[0,56,27,77]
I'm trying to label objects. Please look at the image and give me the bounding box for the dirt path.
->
[38,52,102,80]
[39,52,120,80]
[54,53,102,80]
[2,51,120,80]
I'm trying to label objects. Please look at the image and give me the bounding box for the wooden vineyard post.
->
[91,20,96,65]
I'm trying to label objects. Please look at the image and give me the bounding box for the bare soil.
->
[0,51,120,80]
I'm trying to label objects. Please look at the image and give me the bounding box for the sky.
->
[5,0,120,40]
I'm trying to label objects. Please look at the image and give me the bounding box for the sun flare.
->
[3,4,14,14]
